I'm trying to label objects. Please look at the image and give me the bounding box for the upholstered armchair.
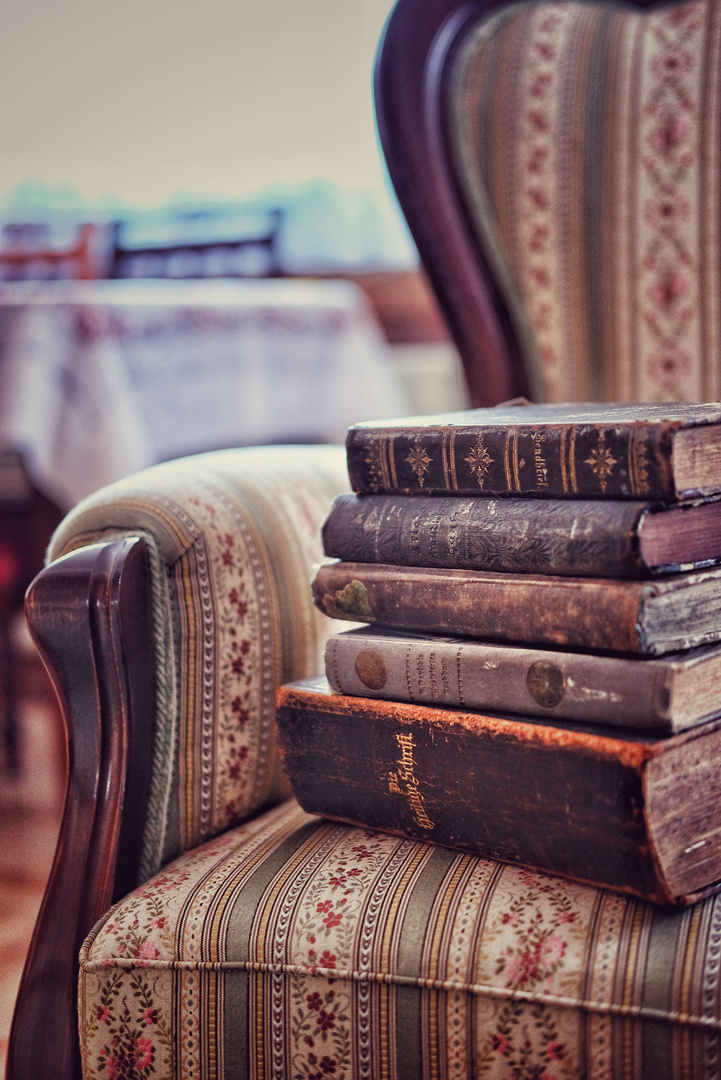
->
[4,441,721,1080]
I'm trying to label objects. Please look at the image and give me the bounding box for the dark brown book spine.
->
[313,561,652,652]
[276,680,675,903]
[323,493,647,577]
[346,422,674,498]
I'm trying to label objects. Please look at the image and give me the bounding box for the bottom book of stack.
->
[276,676,721,907]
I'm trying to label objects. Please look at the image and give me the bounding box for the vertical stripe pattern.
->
[450,0,721,404]
[79,802,721,1079]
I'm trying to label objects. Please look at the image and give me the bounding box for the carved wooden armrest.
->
[7,537,155,1080]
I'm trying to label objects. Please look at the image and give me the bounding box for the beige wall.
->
[0,0,396,204]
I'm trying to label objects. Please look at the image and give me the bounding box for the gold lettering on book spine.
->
[373,434,391,491]
[628,427,650,496]
[362,434,387,493]
[387,731,434,830]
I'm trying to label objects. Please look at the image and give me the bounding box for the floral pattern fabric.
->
[452,0,721,404]
[48,444,349,874]
[79,799,721,1079]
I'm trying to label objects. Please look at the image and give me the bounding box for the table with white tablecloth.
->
[0,279,410,509]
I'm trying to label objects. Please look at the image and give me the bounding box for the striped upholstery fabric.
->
[48,445,349,880]
[78,798,721,1080]
[450,0,721,403]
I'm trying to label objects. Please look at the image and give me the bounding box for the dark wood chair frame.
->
[374,0,663,407]
[7,538,155,1080]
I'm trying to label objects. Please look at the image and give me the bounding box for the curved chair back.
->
[376,0,721,406]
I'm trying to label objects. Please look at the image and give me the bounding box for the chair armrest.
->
[7,536,154,1080]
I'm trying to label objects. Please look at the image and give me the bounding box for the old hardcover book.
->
[276,677,721,905]
[323,493,721,578]
[345,401,721,500]
[312,560,721,655]
[325,627,721,731]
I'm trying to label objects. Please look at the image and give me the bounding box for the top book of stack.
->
[346,402,721,501]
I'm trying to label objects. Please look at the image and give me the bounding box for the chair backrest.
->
[375,0,720,406]
[109,208,284,279]
[0,222,108,280]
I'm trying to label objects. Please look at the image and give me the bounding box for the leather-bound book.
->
[276,677,721,906]
[323,493,721,578]
[325,628,721,732]
[345,401,721,500]
[312,560,721,655]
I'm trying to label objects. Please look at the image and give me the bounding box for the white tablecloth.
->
[0,279,410,509]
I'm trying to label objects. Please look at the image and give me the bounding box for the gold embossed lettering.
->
[387,732,434,830]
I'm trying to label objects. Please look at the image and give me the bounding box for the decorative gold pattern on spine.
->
[503,431,513,490]
[449,430,459,490]
[406,436,432,488]
[464,434,495,489]
[441,432,452,490]
[376,434,392,492]
[585,430,618,493]
[512,430,522,491]
[559,427,569,494]
[388,434,398,490]
[568,427,578,493]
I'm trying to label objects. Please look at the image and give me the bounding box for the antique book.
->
[312,560,721,655]
[323,492,721,578]
[325,628,721,732]
[345,401,721,500]
[276,677,721,905]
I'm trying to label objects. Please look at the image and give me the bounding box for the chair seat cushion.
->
[79,799,721,1080]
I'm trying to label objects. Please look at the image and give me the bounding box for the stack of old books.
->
[277,401,721,906]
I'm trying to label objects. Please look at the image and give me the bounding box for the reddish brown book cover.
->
[312,560,721,655]
[276,677,721,906]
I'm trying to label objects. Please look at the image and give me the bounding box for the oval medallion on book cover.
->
[527,660,565,708]
[354,649,388,690]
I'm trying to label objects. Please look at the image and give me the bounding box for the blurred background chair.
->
[375,0,719,408]
[108,208,284,279]
[0,223,109,282]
